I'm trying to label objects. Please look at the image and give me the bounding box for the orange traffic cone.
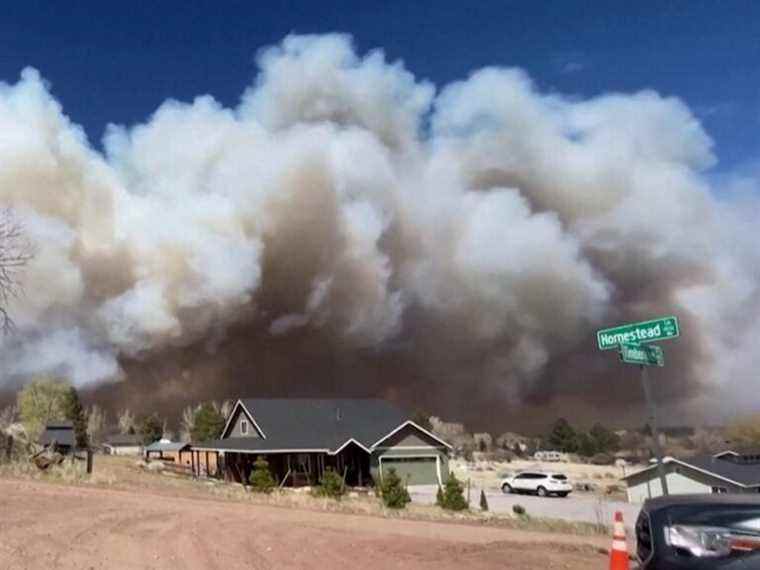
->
[609,511,630,570]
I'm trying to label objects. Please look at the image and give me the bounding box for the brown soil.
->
[0,462,610,569]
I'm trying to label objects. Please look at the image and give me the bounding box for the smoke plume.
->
[1,34,758,430]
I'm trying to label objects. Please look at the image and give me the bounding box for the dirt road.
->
[0,479,609,569]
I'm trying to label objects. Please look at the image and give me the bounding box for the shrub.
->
[512,504,526,516]
[439,472,468,511]
[380,467,411,509]
[313,467,344,499]
[249,456,276,493]
[479,489,489,512]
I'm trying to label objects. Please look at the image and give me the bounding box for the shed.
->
[39,421,75,453]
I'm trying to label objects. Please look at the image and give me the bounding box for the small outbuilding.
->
[623,450,760,503]
[103,433,143,456]
[39,421,75,454]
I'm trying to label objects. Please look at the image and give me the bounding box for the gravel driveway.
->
[410,485,641,529]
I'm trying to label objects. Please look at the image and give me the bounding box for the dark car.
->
[636,494,760,569]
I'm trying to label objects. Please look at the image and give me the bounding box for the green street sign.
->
[596,316,679,350]
[619,343,664,367]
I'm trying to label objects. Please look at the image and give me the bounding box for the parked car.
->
[500,471,572,497]
[636,494,760,569]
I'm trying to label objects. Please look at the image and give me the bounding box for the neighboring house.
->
[103,433,143,455]
[39,421,75,454]
[192,399,452,487]
[534,450,564,462]
[623,450,760,503]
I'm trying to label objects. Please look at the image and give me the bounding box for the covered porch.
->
[214,442,371,487]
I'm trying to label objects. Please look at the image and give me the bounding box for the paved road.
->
[410,485,640,528]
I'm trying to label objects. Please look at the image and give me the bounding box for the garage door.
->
[381,457,438,485]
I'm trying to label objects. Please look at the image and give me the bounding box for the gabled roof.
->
[371,420,453,449]
[195,398,448,453]
[623,453,760,487]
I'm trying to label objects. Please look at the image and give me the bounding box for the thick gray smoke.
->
[1,34,758,429]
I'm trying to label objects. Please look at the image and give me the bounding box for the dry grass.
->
[0,454,611,537]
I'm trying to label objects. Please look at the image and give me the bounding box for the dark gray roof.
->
[39,422,75,447]
[685,454,760,486]
[643,493,760,513]
[624,454,760,487]
[195,398,422,452]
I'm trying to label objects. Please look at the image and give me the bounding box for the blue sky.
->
[2,1,758,173]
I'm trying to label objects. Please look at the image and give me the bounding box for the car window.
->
[552,474,567,480]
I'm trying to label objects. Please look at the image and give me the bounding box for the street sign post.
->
[596,316,680,496]
[597,316,679,350]
[620,343,664,367]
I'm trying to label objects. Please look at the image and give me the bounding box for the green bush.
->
[479,489,489,512]
[439,472,468,511]
[512,503,526,516]
[249,456,276,493]
[313,466,344,499]
[380,467,411,509]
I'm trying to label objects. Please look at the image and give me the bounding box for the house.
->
[39,421,75,454]
[103,433,143,455]
[191,398,452,487]
[623,450,760,503]
[534,450,564,462]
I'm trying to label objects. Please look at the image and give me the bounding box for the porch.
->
[200,442,371,487]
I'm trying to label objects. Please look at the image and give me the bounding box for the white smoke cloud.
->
[0,34,757,422]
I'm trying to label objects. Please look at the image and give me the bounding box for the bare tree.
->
[0,209,33,333]
[179,404,198,442]
[0,404,18,433]
[117,408,136,434]
[86,405,107,446]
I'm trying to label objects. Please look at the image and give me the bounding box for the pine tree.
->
[249,456,276,493]
[440,472,468,511]
[138,413,163,446]
[190,402,226,442]
[547,418,578,453]
[380,467,411,509]
[63,386,89,449]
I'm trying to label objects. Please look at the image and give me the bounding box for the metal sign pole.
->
[640,365,669,496]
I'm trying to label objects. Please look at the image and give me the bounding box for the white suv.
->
[500,471,572,498]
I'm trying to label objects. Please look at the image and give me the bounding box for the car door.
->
[512,473,530,491]
[528,473,545,492]
[519,473,538,492]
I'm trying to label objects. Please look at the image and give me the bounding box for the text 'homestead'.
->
[597,316,679,350]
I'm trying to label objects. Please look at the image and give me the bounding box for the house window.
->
[712,486,728,494]
[241,420,248,435]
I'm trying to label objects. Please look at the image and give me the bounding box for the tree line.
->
[543,418,621,458]
[2,377,232,449]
